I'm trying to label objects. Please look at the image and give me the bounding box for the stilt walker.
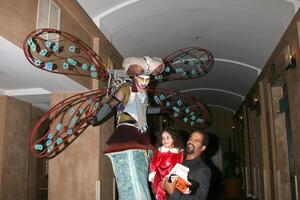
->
[89,56,165,200]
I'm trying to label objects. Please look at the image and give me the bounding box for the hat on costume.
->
[122,56,165,76]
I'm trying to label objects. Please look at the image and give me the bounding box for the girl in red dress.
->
[149,128,184,200]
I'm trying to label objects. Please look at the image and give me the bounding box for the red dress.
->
[149,147,184,200]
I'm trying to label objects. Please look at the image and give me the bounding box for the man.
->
[164,130,211,200]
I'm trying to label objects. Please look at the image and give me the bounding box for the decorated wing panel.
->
[23,28,108,80]
[153,47,214,82]
[30,89,107,158]
[148,87,212,129]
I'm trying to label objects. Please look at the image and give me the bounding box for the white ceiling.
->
[77,0,296,112]
[0,0,297,113]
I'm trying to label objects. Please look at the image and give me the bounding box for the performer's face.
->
[162,131,174,148]
[135,75,150,89]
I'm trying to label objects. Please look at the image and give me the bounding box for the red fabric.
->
[104,141,154,153]
[149,149,184,200]
[107,125,150,145]
[104,125,153,153]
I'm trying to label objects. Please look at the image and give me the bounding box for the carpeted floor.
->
[208,190,253,200]
[218,196,252,200]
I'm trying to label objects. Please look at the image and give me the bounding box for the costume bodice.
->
[118,86,148,132]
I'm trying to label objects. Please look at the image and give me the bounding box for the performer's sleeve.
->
[89,84,129,126]
[148,150,159,181]
[89,96,120,126]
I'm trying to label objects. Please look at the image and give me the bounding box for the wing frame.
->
[147,87,212,129]
[30,89,108,158]
[23,28,109,80]
[153,47,214,82]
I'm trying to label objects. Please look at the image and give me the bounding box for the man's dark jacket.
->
[167,156,211,200]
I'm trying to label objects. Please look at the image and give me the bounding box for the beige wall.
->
[205,107,234,138]
[173,107,234,138]
[28,106,49,200]
[48,93,100,200]
[0,0,38,48]
[0,96,31,200]
[48,93,115,200]
[53,0,123,70]
[99,118,115,200]
[0,96,47,200]
[0,97,7,199]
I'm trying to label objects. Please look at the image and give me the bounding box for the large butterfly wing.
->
[148,87,212,128]
[23,28,109,80]
[153,47,214,82]
[30,89,107,158]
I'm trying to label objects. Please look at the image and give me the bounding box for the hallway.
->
[1,0,300,200]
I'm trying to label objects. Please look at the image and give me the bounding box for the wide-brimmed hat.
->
[122,56,165,76]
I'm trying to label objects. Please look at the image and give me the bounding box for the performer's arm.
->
[89,84,128,126]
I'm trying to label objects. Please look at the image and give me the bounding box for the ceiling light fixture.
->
[286,45,297,70]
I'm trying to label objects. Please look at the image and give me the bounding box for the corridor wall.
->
[234,8,300,200]
[0,96,47,200]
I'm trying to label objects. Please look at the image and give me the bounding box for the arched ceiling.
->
[77,0,296,113]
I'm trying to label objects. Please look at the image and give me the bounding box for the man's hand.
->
[163,177,177,194]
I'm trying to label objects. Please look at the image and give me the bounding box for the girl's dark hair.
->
[156,127,184,149]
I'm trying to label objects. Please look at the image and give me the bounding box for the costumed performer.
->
[89,56,165,200]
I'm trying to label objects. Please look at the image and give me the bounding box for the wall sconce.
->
[251,95,261,116]
[253,96,259,106]
[239,115,243,120]
[286,45,297,70]
[232,126,235,130]
[286,54,297,70]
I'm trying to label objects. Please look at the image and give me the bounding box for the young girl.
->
[149,128,184,200]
